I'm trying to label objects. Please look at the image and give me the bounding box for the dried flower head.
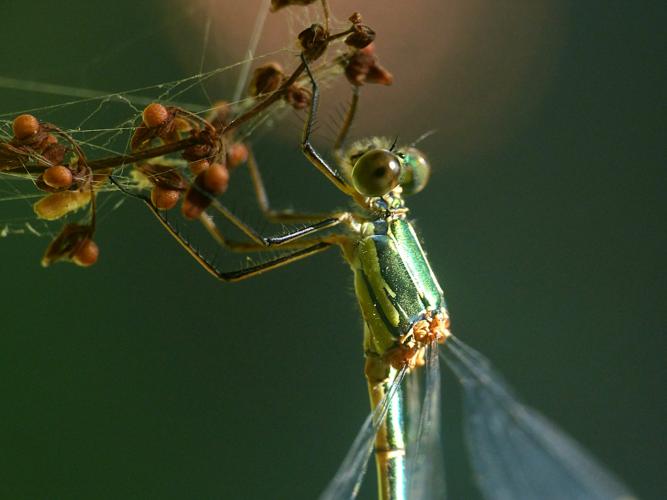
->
[249,63,285,97]
[345,23,376,49]
[285,84,312,110]
[298,23,329,61]
[344,44,394,86]
[41,223,96,267]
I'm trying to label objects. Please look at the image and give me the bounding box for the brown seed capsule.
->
[203,163,229,195]
[142,103,169,128]
[151,186,180,210]
[181,196,205,220]
[298,23,328,61]
[189,159,210,175]
[345,24,376,49]
[344,44,393,86]
[72,239,99,267]
[227,143,249,169]
[366,61,394,85]
[249,63,285,97]
[12,114,40,140]
[285,84,312,110]
[43,165,73,189]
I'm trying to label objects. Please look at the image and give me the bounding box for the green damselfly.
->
[115,54,637,499]
[0,3,642,499]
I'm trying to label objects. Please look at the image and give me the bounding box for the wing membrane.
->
[442,336,636,500]
[319,366,408,500]
[407,342,447,500]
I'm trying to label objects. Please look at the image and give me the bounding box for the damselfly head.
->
[344,138,432,198]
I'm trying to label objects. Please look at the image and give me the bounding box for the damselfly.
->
[0,2,642,499]
[104,48,636,497]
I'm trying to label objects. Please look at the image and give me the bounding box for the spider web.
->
[0,0,347,253]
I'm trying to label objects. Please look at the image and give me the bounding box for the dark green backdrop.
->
[1,1,664,499]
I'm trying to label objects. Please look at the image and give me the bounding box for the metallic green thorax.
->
[347,199,446,359]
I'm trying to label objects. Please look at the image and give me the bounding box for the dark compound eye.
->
[351,149,401,197]
[398,147,431,195]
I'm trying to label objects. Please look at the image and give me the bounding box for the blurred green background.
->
[0,1,664,499]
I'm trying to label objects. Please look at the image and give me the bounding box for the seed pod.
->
[202,163,229,195]
[142,103,169,128]
[366,63,394,86]
[181,191,208,220]
[345,24,376,49]
[151,186,181,210]
[227,143,248,169]
[12,114,40,140]
[41,223,95,267]
[43,165,74,189]
[285,85,312,110]
[298,23,328,61]
[344,45,393,86]
[189,159,210,175]
[72,239,99,267]
[181,163,229,220]
[249,63,285,97]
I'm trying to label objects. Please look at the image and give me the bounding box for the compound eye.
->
[351,149,401,197]
[398,147,431,195]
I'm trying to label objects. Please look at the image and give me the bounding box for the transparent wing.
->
[318,366,408,500]
[406,342,447,500]
[442,336,637,500]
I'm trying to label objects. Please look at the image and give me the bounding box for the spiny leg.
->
[246,148,342,223]
[207,196,346,247]
[111,176,339,280]
[299,54,366,204]
[111,175,346,249]
[151,205,334,282]
[196,55,366,263]
[198,206,348,253]
[198,213,342,252]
